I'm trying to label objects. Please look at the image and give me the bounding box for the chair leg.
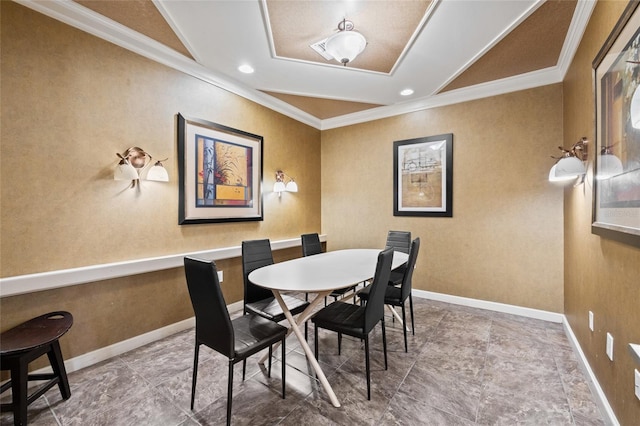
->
[381,318,388,370]
[190,343,200,410]
[10,358,28,426]
[402,302,408,353]
[227,360,234,426]
[338,332,342,355]
[409,294,415,335]
[48,340,71,399]
[281,336,286,399]
[242,359,246,381]
[364,336,371,400]
[268,345,272,377]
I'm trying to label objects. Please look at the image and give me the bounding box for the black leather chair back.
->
[401,238,420,302]
[301,233,322,257]
[242,239,278,304]
[363,247,394,332]
[385,230,411,254]
[184,257,234,358]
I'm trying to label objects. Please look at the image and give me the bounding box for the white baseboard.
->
[413,290,564,323]
[563,320,619,426]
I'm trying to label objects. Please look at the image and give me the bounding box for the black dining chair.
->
[242,239,310,334]
[359,238,420,352]
[301,233,358,306]
[311,247,393,400]
[184,257,287,426]
[385,230,411,286]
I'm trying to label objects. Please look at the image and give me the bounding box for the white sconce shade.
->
[273,181,286,193]
[285,180,298,192]
[597,153,623,180]
[554,156,586,178]
[114,163,139,181]
[631,85,640,129]
[548,164,577,182]
[146,161,169,182]
[325,30,366,65]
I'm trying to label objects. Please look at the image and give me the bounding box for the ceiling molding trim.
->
[151,0,201,64]
[320,66,563,130]
[15,0,322,129]
[556,0,597,80]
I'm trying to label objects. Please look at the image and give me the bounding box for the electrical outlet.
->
[606,333,614,361]
[588,311,594,331]
[635,369,640,401]
[217,270,223,282]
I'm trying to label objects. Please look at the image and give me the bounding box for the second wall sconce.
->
[274,170,298,197]
[115,147,169,188]
[549,137,588,183]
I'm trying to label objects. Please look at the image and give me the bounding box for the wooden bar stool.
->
[1,311,73,426]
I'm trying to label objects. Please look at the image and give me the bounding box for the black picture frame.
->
[177,113,263,224]
[592,1,640,247]
[393,133,453,217]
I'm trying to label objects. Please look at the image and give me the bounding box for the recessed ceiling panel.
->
[265,0,432,73]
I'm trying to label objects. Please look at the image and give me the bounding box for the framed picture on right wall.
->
[592,0,640,248]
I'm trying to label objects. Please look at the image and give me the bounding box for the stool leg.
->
[47,341,71,400]
[11,359,28,426]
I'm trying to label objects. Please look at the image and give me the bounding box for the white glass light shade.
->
[597,153,623,180]
[273,181,286,193]
[554,156,586,178]
[548,164,577,182]
[631,85,640,129]
[325,31,366,65]
[146,163,169,182]
[114,163,139,181]
[285,180,298,192]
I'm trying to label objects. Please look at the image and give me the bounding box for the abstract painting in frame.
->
[394,134,453,217]
[592,1,640,247]
[177,114,263,224]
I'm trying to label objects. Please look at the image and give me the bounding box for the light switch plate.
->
[588,311,594,331]
[606,333,614,361]
[635,369,640,401]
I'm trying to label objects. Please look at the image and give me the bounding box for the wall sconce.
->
[596,144,623,180]
[114,147,168,188]
[549,137,588,183]
[274,170,298,197]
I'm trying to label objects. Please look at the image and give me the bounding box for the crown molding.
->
[557,0,597,79]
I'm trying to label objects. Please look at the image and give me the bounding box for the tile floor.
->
[1,297,606,425]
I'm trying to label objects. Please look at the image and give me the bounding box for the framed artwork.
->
[177,114,263,224]
[592,1,640,247]
[393,133,453,217]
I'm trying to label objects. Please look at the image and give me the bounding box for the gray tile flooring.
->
[1,297,606,425]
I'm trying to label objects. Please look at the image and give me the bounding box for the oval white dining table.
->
[248,248,408,408]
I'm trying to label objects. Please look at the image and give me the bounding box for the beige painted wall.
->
[322,85,565,312]
[563,2,640,424]
[0,2,320,361]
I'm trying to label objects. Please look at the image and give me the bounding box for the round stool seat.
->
[1,312,73,356]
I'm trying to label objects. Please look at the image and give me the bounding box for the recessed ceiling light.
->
[400,89,414,96]
[238,64,254,74]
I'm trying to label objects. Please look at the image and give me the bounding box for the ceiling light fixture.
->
[324,19,366,66]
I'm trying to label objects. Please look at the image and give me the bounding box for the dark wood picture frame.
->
[177,113,263,224]
[393,133,453,217]
[592,1,640,247]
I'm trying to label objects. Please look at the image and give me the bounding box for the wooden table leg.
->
[261,290,341,407]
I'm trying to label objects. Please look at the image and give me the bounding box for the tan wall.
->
[321,84,565,312]
[563,1,640,424]
[0,2,320,362]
